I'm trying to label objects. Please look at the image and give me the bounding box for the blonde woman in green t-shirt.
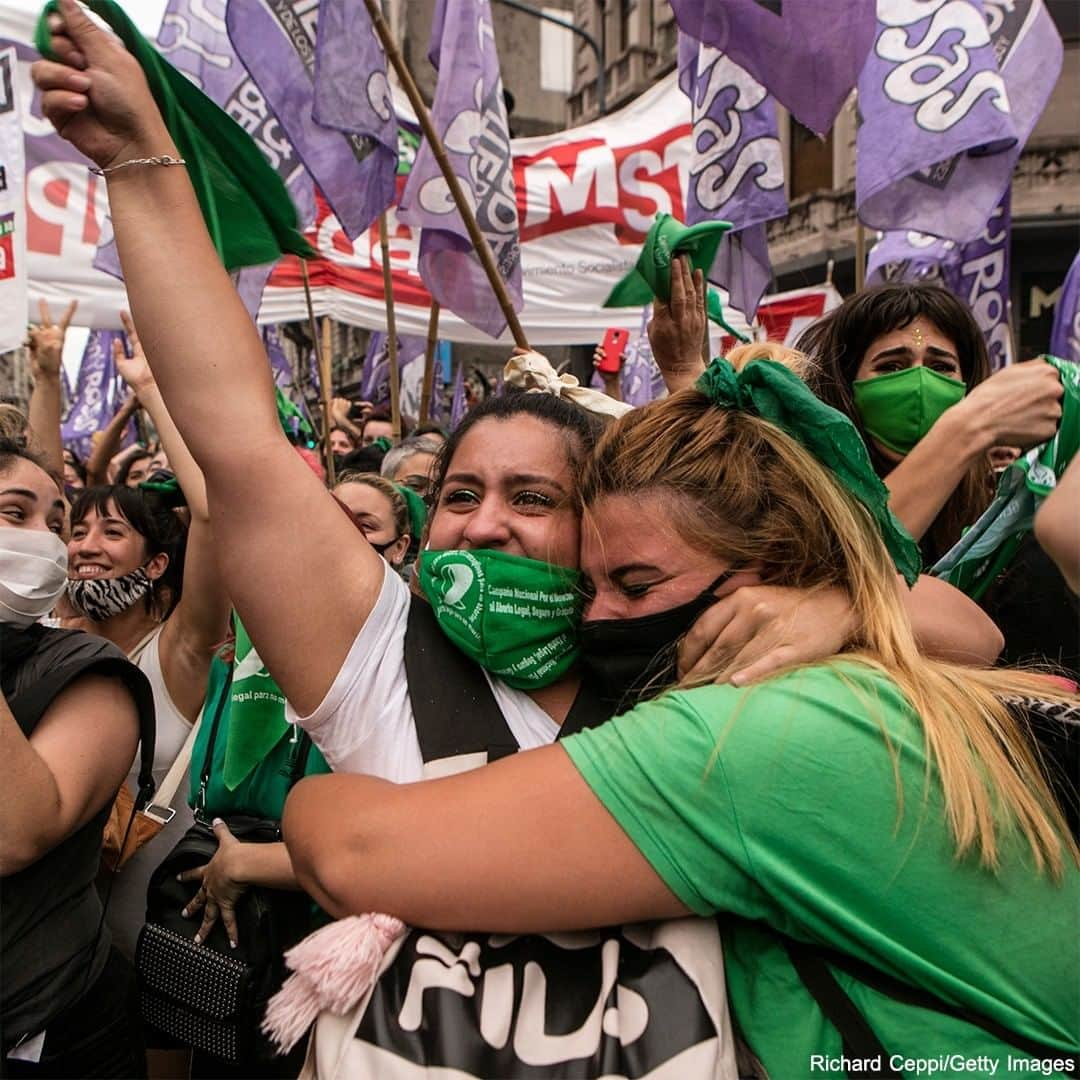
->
[284,359,1078,1076]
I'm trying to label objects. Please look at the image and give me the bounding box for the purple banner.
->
[263,324,294,389]
[1049,253,1080,363]
[866,230,959,288]
[226,0,392,242]
[61,330,128,461]
[678,34,785,320]
[857,0,1062,244]
[668,0,876,137]
[397,0,522,339]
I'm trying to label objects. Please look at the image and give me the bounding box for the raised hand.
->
[648,256,707,393]
[27,298,77,379]
[957,359,1064,452]
[113,311,154,396]
[32,0,172,170]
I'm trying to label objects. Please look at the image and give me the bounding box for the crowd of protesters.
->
[1,4,1077,1079]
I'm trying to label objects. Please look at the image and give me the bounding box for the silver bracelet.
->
[88,154,187,177]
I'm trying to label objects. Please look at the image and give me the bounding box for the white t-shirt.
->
[285,562,560,781]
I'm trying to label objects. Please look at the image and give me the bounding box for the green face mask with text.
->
[418,549,582,690]
[853,366,967,455]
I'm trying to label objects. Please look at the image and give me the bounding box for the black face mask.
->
[369,536,400,559]
[579,570,736,714]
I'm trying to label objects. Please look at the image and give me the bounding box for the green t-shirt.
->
[562,662,1079,1079]
[188,655,330,820]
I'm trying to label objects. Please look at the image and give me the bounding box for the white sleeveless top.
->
[106,625,196,959]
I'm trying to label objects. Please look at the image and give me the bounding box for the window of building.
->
[789,118,834,199]
[619,0,634,53]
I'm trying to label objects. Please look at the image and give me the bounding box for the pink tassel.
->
[263,913,406,1054]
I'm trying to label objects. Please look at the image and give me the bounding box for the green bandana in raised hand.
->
[35,0,314,270]
[604,213,749,340]
[418,549,582,689]
[696,357,922,586]
[932,355,1079,599]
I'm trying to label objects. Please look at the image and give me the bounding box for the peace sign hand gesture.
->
[27,298,78,380]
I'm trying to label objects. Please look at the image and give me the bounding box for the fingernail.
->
[181,907,189,917]
[730,673,746,687]
[69,73,91,91]
[212,817,223,826]
[176,874,183,882]
[193,934,201,945]
[230,940,237,950]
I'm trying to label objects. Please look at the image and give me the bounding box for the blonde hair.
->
[582,387,1078,878]
[334,471,410,539]
[725,342,815,379]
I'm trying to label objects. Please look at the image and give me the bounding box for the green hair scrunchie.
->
[695,357,922,586]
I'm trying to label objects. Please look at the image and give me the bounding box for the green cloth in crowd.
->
[604,213,748,340]
[35,0,314,270]
[932,356,1080,600]
[562,663,1078,1078]
[138,474,185,507]
[372,436,393,453]
[276,387,314,442]
[396,484,428,542]
[189,650,330,821]
[696,357,922,585]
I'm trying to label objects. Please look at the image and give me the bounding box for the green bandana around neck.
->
[604,214,749,340]
[222,618,290,791]
[696,357,922,586]
[853,366,967,455]
[418,549,583,689]
[35,0,314,270]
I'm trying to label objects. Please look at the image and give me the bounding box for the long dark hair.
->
[70,485,187,619]
[796,284,993,561]
[429,390,604,509]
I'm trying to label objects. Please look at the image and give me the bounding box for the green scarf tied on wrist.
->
[604,213,750,343]
[695,357,923,586]
[35,0,314,270]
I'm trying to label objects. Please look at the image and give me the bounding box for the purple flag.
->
[952,188,1013,370]
[620,307,666,408]
[668,0,876,137]
[226,0,393,242]
[867,190,1014,371]
[678,33,785,319]
[449,362,467,430]
[263,325,294,390]
[312,0,397,229]
[61,330,128,461]
[857,0,1062,243]
[93,0,312,317]
[360,332,430,417]
[1049,253,1080,363]
[397,0,522,339]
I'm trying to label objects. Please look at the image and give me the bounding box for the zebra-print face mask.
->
[66,566,153,622]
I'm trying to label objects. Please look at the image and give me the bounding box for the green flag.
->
[36,0,314,270]
[931,356,1080,599]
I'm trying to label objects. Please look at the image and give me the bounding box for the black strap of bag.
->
[404,595,610,765]
[761,925,1077,1076]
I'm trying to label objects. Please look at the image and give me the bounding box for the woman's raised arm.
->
[33,1,384,715]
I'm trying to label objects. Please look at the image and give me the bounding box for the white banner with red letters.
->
[0,44,27,355]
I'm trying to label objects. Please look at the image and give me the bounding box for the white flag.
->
[0,45,27,355]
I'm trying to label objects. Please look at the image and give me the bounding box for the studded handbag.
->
[134,672,314,1066]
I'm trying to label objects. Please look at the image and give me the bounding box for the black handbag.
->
[135,670,313,1066]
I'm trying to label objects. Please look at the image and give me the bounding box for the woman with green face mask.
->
[796,284,1064,565]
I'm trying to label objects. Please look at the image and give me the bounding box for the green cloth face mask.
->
[418,549,582,690]
[853,366,967,456]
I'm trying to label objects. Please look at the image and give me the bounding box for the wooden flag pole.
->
[361,0,528,350]
[378,213,403,441]
[420,301,441,422]
[299,258,325,439]
[320,316,337,487]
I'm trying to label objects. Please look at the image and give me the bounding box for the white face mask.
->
[0,526,70,627]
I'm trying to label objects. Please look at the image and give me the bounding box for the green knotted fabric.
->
[138,473,185,507]
[605,213,748,340]
[696,357,922,586]
[275,388,314,443]
[35,0,314,270]
[932,355,1079,599]
[396,484,428,542]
